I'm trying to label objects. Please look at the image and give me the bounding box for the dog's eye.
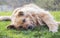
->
[18,11,24,16]
[23,19,26,22]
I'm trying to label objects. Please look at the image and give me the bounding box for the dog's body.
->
[7,3,58,33]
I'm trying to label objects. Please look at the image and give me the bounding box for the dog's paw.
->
[49,26,58,33]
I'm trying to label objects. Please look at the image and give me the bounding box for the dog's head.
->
[7,9,35,30]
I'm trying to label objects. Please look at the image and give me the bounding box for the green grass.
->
[0,11,60,38]
[0,11,12,16]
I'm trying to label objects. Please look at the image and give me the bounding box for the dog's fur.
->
[7,3,59,33]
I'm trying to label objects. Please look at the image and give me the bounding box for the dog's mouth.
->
[7,24,35,30]
[18,24,35,30]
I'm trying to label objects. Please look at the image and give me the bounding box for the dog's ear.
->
[18,11,24,16]
[12,8,20,15]
[7,25,16,29]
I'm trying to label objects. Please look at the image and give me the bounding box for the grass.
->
[0,11,12,16]
[0,11,60,38]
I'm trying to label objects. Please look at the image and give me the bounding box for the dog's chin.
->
[18,24,35,30]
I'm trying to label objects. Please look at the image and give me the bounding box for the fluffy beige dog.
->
[7,3,59,33]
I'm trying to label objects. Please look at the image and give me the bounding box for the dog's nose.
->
[28,26,33,29]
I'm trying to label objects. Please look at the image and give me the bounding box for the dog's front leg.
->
[39,12,58,33]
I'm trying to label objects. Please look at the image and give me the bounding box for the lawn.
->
[0,11,60,38]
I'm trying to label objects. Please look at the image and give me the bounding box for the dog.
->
[7,3,59,33]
